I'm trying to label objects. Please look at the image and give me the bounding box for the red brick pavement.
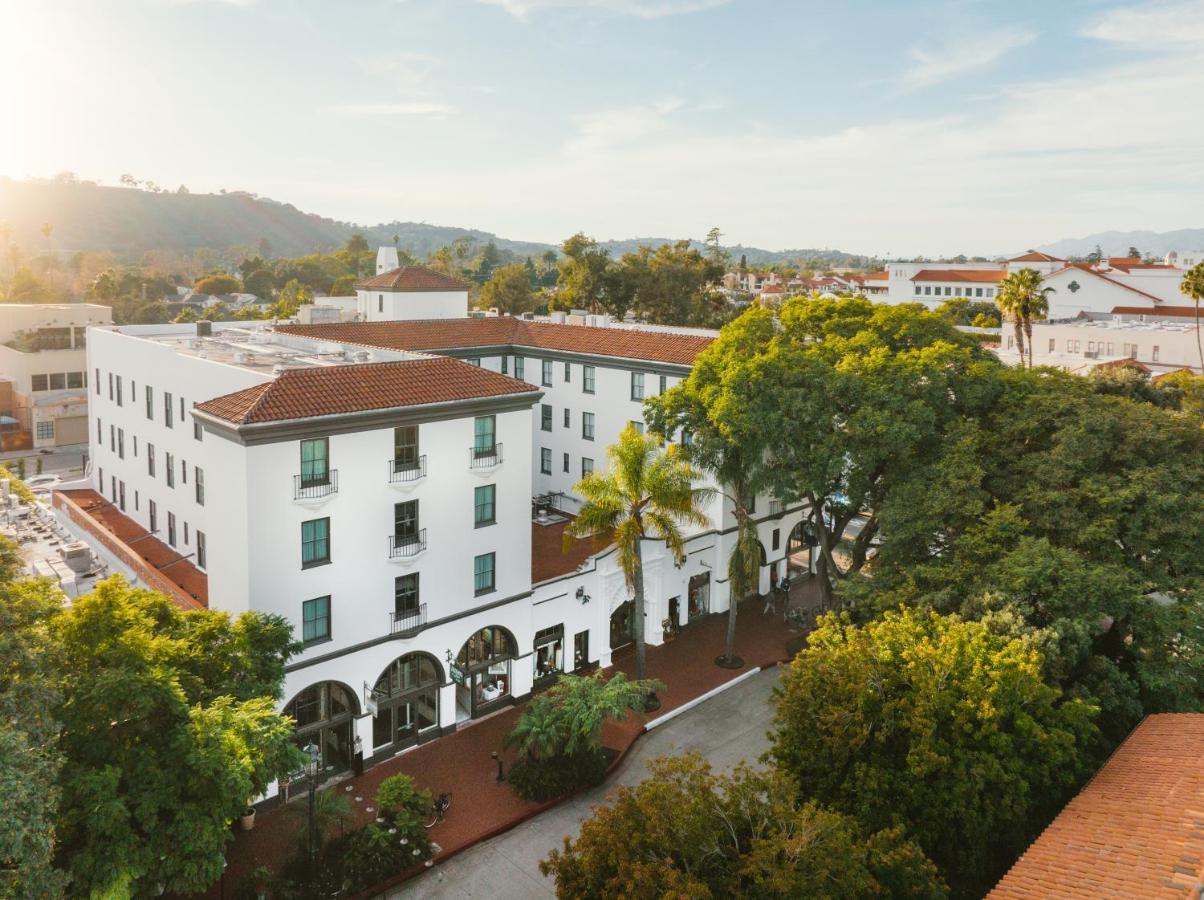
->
[205,579,820,898]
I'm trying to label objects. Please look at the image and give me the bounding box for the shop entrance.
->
[610,600,635,650]
[452,626,517,721]
[687,572,711,622]
[283,681,358,780]
[370,651,442,754]
[787,521,816,576]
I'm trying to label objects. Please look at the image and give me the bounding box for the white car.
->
[25,474,63,492]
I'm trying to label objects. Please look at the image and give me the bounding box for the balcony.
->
[294,470,338,501]
[387,455,427,484]
[390,603,427,636]
[388,529,427,560]
[469,442,503,469]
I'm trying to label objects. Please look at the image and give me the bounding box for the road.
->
[0,443,88,478]
[384,667,781,899]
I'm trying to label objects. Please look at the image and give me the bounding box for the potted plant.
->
[240,804,257,831]
[661,617,676,641]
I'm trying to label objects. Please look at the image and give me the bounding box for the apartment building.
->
[73,291,807,784]
[0,303,112,448]
[994,314,1202,375]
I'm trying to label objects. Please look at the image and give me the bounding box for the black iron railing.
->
[469,443,502,468]
[294,470,338,500]
[390,603,427,635]
[388,529,427,559]
[387,456,427,483]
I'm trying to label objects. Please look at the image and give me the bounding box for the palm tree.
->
[564,425,710,685]
[1180,262,1204,373]
[996,267,1054,368]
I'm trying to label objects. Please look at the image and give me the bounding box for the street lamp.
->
[491,749,505,783]
[303,742,321,885]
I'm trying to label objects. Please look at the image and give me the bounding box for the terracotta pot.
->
[240,807,256,831]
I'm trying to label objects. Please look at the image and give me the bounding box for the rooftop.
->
[911,268,1006,283]
[356,266,470,292]
[195,357,540,425]
[1008,251,1065,263]
[989,714,1204,900]
[276,318,717,367]
[531,513,612,583]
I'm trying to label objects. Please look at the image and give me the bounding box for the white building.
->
[72,277,808,784]
[994,313,1202,376]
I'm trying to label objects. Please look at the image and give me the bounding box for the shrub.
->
[376,773,430,824]
[509,748,610,802]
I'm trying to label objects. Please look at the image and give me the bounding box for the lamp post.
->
[491,750,504,783]
[303,742,321,885]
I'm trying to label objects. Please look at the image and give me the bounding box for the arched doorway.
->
[453,626,517,721]
[787,521,816,576]
[610,600,634,650]
[370,652,442,753]
[283,681,358,778]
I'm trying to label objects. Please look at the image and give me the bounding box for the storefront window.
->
[688,573,711,621]
[454,626,517,720]
[533,625,564,681]
[283,681,356,778]
[371,653,441,751]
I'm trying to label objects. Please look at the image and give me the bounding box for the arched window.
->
[283,681,358,778]
[371,653,443,751]
[453,626,517,720]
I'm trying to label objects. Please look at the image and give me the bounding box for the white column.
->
[438,682,457,731]
[511,654,534,700]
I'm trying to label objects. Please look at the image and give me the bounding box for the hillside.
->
[1037,228,1204,259]
[0,177,866,268]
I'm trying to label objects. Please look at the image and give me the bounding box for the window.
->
[1153,345,1160,362]
[196,531,206,569]
[394,574,419,615]
[659,375,667,394]
[473,415,496,456]
[1049,338,1056,352]
[109,424,115,452]
[630,420,644,435]
[301,518,331,567]
[467,357,481,367]
[302,596,331,644]
[67,371,83,389]
[975,288,984,298]
[134,490,139,511]
[147,443,155,477]
[630,372,644,401]
[48,373,65,390]
[582,412,595,440]
[148,499,157,533]
[96,418,102,444]
[164,392,173,427]
[378,294,384,313]
[924,286,932,295]
[501,355,509,375]
[562,452,570,473]
[473,552,496,595]
[563,408,570,428]
[117,428,124,459]
[474,484,496,527]
[300,438,329,487]
[563,361,571,382]
[195,467,204,505]
[115,375,123,406]
[772,528,780,551]
[165,452,175,487]
[541,359,553,387]
[682,429,693,447]
[194,419,202,441]
[35,420,54,440]
[108,372,113,401]
[515,356,525,380]
[394,500,418,540]
[540,447,552,474]
[581,457,594,477]
[184,522,188,546]
[145,385,153,419]
[31,374,48,392]
[583,365,595,394]
[179,396,184,422]
[95,368,101,396]
[541,404,553,432]
[394,425,419,471]
[167,512,177,548]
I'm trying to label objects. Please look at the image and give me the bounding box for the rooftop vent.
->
[196,320,213,337]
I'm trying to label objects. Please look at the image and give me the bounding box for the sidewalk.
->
[207,579,820,898]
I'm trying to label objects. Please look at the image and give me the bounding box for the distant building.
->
[0,303,112,448]
[994,312,1202,375]
[355,255,471,322]
[990,714,1204,899]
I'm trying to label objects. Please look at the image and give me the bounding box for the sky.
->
[1,0,1203,257]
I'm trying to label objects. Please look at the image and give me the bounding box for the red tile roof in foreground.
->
[989,714,1204,900]
[911,268,1006,283]
[195,357,538,425]
[276,319,716,367]
[355,266,470,292]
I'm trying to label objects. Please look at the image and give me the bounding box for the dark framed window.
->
[95,368,101,395]
[36,420,54,440]
[394,425,419,470]
[394,574,419,615]
[165,452,175,487]
[145,385,153,419]
[302,595,331,644]
[630,372,644,401]
[541,359,552,387]
[167,512,177,548]
[108,372,113,401]
[195,467,204,506]
[583,365,595,394]
[501,355,509,375]
[197,531,207,569]
[148,499,157,533]
[301,517,331,567]
[48,373,66,390]
[581,457,594,477]
[563,408,570,428]
[67,371,84,389]
[630,420,644,435]
[541,404,553,432]
[582,412,594,440]
[515,356,525,380]
[164,391,174,427]
[300,438,329,487]
[467,357,481,367]
[474,552,496,595]
[116,375,123,406]
[473,415,496,455]
[96,417,102,444]
[394,500,418,540]
[540,448,551,474]
[31,374,49,392]
[147,443,155,477]
[474,484,496,527]
[772,528,780,551]
[563,361,570,382]
[562,452,570,473]
[659,374,667,394]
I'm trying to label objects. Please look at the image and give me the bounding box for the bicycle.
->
[425,791,452,828]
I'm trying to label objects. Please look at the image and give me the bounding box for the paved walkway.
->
[209,579,819,897]
[384,667,782,899]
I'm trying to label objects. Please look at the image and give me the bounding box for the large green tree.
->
[540,753,946,899]
[564,426,710,682]
[770,608,1097,897]
[49,577,301,896]
[480,261,535,314]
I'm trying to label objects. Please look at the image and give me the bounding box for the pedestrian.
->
[763,583,775,615]
[353,735,364,777]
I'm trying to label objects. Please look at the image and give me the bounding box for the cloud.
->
[902,27,1036,91]
[477,0,730,20]
[328,101,454,117]
[1081,0,1204,44]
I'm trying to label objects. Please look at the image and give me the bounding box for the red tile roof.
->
[195,357,538,425]
[275,319,715,367]
[989,714,1204,900]
[1111,305,1200,319]
[912,269,1006,283]
[356,266,469,292]
[1009,251,1064,262]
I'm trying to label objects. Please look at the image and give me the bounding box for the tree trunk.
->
[1195,301,1202,372]
[720,506,749,668]
[632,537,647,681]
[1024,317,1034,369]
[1014,321,1026,368]
[809,499,836,609]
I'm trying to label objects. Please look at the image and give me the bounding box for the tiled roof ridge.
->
[355,265,470,292]
[1054,264,1164,303]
